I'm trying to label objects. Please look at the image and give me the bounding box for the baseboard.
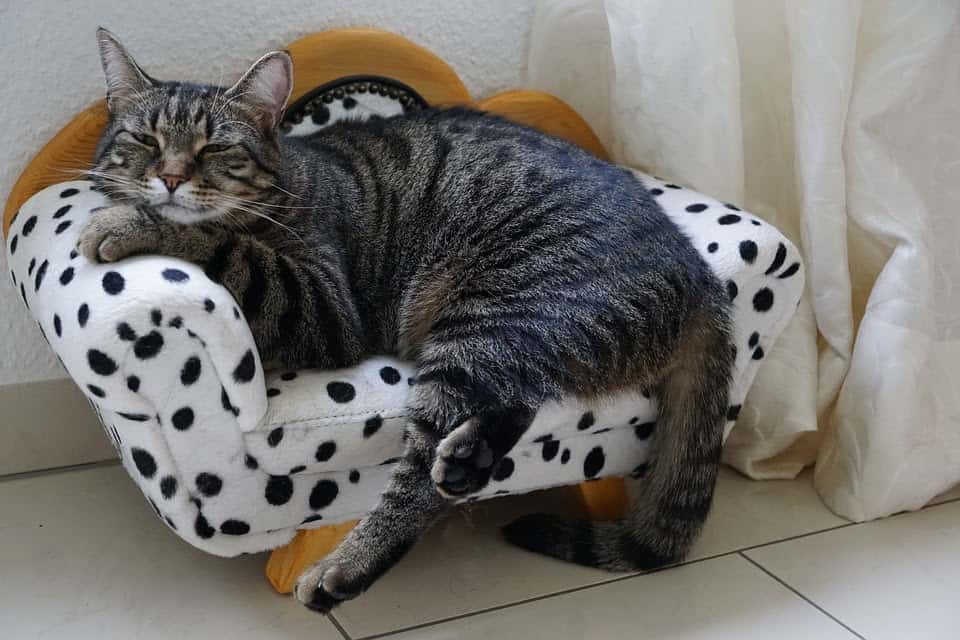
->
[0,378,117,476]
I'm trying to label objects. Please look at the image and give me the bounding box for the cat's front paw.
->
[76,204,159,263]
[431,418,498,497]
[294,558,363,614]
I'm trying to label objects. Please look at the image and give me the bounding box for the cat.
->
[79,29,734,613]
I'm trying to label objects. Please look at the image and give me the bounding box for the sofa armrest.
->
[5,181,268,432]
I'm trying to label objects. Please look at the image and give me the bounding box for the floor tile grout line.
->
[0,458,119,483]
[352,551,749,639]
[328,612,353,640]
[352,519,875,640]
[739,552,867,640]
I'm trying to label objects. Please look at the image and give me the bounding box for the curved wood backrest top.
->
[3,28,605,236]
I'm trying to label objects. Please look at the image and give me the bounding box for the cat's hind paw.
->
[431,418,497,497]
[294,559,362,614]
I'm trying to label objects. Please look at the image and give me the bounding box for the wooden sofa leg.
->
[266,520,358,594]
[568,478,630,521]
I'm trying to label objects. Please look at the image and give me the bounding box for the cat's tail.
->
[502,314,733,571]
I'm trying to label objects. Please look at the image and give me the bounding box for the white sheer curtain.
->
[527,0,960,521]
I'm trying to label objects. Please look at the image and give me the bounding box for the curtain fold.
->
[527,0,960,520]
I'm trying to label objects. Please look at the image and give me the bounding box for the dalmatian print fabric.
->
[4,83,804,557]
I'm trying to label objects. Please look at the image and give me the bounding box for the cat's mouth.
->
[156,202,221,225]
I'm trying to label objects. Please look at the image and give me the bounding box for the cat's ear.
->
[96,28,155,112]
[225,51,293,130]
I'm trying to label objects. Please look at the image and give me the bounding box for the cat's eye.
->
[201,144,234,155]
[130,132,159,148]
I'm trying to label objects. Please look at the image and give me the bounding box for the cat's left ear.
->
[226,51,293,131]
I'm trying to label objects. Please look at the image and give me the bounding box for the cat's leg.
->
[293,426,448,613]
[430,406,535,497]
[76,204,364,368]
[293,371,536,612]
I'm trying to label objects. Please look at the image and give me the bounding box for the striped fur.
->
[81,33,734,612]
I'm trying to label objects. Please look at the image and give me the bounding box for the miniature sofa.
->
[2,29,803,585]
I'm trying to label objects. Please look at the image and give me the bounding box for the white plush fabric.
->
[4,88,803,556]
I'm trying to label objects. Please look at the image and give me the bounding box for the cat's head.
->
[91,28,294,224]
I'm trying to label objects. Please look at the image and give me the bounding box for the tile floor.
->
[1,462,957,639]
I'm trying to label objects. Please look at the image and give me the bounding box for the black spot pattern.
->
[707,242,719,253]
[634,422,656,439]
[727,280,739,301]
[265,475,294,506]
[204,298,215,312]
[126,376,140,392]
[33,260,48,291]
[739,240,758,264]
[267,427,284,447]
[290,465,306,474]
[55,220,72,234]
[749,332,760,348]
[583,447,606,478]
[162,268,189,283]
[311,105,331,125]
[315,441,337,462]
[233,349,255,383]
[134,331,164,359]
[53,314,61,337]
[150,309,162,326]
[363,415,383,438]
[131,448,157,478]
[180,356,202,385]
[267,388,281,397]
[349,470,360,483]
[686,203,708,213]
[195,513,215,539]
[117,412,149,422]
[102,271,125,295]
[577,411,595,431]
[542,439,560,462]
[492,456,515,481]
[9,235,17,254]
[160,475,178,499]
[561,449,571,464]
[77,303,89,327]
[59,267,74,285]
[753,288,774,312]
[650,188,664,196]
[60,188,79,198]
[245,455,258,470]
[195,472,223,497]
[281,371,297,381]
[778,262,801,279]
[309,479,339,510]
[87,349,117,376]
[379,366,402,384]
[718,214,741,225]
[327,381,355,403]
[172,407,194,430]
[53,204,72,218]
[220,520,250,535]
[87,384,105,398]
[752,346,765,360]
[22,216,37,236]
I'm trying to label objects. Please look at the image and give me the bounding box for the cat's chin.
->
[157,204,221,225]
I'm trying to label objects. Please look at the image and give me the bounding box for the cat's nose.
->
[160,174,188,193]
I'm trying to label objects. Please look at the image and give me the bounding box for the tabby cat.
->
[80,30,733,613]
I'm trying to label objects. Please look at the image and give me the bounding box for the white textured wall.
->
[0,0,535,386]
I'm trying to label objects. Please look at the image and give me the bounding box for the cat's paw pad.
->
[431,418,496,497]
[76,205,156,263]
[294,560,362,614]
